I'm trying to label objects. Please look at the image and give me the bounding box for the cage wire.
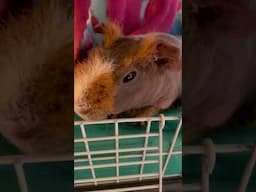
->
[74,114,256,192]
[74,115,256,192]
[74,114,182,192]
[0,114,255,192]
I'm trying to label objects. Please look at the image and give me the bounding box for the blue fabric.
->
[170,11,182,36]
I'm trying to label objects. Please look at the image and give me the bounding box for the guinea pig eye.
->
[123,71,137,83]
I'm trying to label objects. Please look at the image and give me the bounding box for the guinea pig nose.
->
[76,105,90,115]
[79,108,90,115]
[107,114,115,119]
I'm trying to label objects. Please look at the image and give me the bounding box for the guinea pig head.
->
[74,22,181,121]
[111,34,182,115]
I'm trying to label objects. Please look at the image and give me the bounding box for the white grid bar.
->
[238,146,256,192]
[75,174,182,188]
[74,151,182,163]
[75,147,159,156]
[80,124,97,185]
[139,119,152,181]
[158,114,165,192]
[75,160,159,170]
[183,144,254,155]
[14,162,28,192]
[201,145,209,192]
[115,121,119,183]
[0,154,72,165]
[163,119,182,174]
[74,116,180,126]
[75,133,159,143]
[75,173,159,184]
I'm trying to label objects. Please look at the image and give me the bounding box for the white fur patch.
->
[75,57,113,102]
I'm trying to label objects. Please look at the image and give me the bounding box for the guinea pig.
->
[183,0,256,143]
[0,0,73,154]
[74,21,182,121]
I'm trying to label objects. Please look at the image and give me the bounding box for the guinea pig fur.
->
[74,22,182,121]
[0,0,73,154]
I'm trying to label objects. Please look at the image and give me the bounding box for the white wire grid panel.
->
[0,115,255,192]
[74,113,256,192]
[0,142,254,192]
[74,114,182,192]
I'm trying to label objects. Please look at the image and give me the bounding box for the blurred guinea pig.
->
[0,0,73,154]
[183,0,256,142]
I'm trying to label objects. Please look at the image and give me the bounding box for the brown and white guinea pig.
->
[0,0,73,154]
[74,22,182,121]
[183,0,256,143]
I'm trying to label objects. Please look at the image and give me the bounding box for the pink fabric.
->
[177,1,182,11]
[121,0,142,34]
[74,0,179,59]
[0,0,6,16]
[107,0,142,34]
[74,0,90,58]
[132,0,179,35]
[107,0,127,27]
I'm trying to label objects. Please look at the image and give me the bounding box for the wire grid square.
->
[74,115,182,188]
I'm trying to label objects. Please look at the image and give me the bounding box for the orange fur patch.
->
[74,51,116,120]
[86,72,116,116]
[102,21,122,48]
[135,34,156,59]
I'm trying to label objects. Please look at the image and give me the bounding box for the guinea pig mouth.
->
[153,96,173,110]
[78,108,90,115]
[75,105,91,116]
[107,114,115,119]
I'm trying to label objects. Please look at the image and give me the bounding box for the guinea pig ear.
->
[75,43,93,64]
[89,8,122,48]
[100,21,122,48]
[153,39,181,71]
